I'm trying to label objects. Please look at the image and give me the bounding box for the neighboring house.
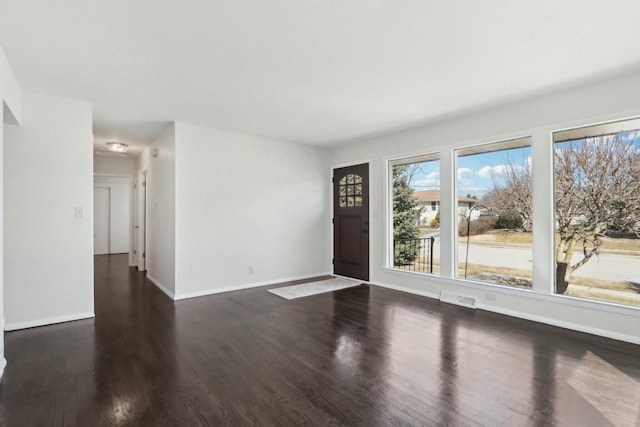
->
[413,190,479,225]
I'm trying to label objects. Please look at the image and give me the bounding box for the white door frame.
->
[94,173,134,262]
[137,170,148,271]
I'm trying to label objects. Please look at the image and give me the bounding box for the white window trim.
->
[386,152,440,272]
[382,115,640,313]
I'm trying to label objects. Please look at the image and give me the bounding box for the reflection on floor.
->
[1,254,640,426]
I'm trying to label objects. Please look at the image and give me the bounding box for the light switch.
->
[74,206,84,219]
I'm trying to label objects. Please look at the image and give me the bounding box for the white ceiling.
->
[1,1,640,148]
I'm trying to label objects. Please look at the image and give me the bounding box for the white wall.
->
[94,175,131,254]
[0,43,21,377]
[0,45,20,124]
[173,122,330,300]
[4,93,94,331]
[137,125,175,297]
[329,71,640,344]
[94,154,135,175]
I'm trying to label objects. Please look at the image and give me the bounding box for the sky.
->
[556,130,640,150]
[407,146,532,198]
[406,129,639,198]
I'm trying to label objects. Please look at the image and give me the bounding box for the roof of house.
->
[413,190,477,204]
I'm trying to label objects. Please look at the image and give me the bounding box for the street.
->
[429,240,639,283]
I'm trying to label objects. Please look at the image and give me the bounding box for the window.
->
[455,137,532,288]
[389,153,440,274]
[339,173,363,207]
[553,118,640,307]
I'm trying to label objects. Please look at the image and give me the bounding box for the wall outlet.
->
[248,265,254,275]
[485,293,497,302]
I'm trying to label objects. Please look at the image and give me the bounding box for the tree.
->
[554,134,640,292]
[431,209,441,228]
[481,156,532,231]
[393,165,423,265]
[483,133,640,293]
[494,214,523,230]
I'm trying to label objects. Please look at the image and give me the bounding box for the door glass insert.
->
[339,174,363,207]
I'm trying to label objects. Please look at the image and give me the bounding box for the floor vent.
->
[440,292,477,309]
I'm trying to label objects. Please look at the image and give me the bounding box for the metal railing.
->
[393,237,435,273]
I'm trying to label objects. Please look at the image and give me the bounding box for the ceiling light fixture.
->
[107,141,128,153]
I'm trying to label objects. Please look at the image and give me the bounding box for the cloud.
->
[477,163,526,178]
[477,164,507,178]
[458,187,490,197]
[620,131,638,142]
[457,168,474,186]
[426,171,440,180]
[412,171,440,188]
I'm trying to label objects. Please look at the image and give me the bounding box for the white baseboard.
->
[146,274,176,300]
[370,280,440,300]
[174,272,332,301]
[369,281,640,346]
[4,312,95,332]
[475,303,640,346]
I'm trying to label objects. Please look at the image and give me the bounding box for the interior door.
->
[108,185,130,254]
[137,172,147,271]
[333,163,369,281]
[94,187,110,255]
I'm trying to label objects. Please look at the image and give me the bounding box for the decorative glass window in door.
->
[339,174,363,207]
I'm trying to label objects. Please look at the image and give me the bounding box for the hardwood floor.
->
[1,254,640,426]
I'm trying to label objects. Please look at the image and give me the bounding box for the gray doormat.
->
[268,277,361,300]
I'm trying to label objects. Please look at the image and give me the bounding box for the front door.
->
[333,163,369,281]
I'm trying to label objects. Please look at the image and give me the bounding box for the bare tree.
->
[554,133,640,292]
[481,157,532,231]
[481,133,640,293]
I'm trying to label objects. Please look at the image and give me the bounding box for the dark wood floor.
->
[1,255,640,426]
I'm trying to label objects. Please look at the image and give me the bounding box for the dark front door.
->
[333,163,369,281]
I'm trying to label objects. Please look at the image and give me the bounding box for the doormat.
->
[268,277,361,300]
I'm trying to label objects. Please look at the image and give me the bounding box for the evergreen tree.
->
[393,165,422,265]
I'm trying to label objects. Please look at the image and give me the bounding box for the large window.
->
[553,118,640,307]
[455,138,533,288]
[389,154,440,275]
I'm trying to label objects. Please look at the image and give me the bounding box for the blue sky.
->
[556,130,640,150]
[457,147,531,197]
[407,130,639,197]
[407,146,532,197]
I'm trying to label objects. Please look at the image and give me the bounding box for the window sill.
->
[381,266,640,318]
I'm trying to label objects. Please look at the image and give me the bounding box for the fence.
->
[393,237,435,273]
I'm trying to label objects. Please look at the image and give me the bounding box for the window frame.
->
[453,136,533,288]
[552,117,640,307]
[387,152,441,275]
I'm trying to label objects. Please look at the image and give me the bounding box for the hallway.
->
[1,254,640,426]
